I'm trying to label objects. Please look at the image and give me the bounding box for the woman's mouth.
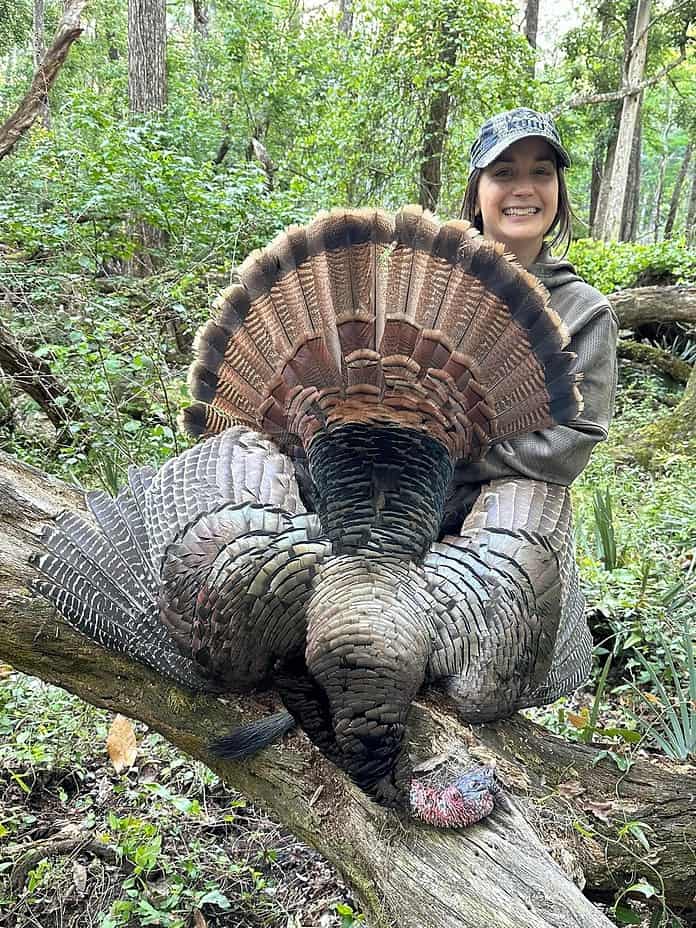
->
[502,207,541,216]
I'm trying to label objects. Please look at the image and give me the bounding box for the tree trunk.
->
[0,0,87,161]
[589,138,606,233]
[418,22,457,211]
[687,165,696,246]
[524,0,539,78]
[664,141,693,238]
[32,0,50,129]
[192,0,211,101]
[339,0,353,36]
[620,106,641,241]
[127,0,168,277]
[592,111,620,240]
[596,0,651,242]
[192,0,209,36]
[128,0,167,114]
[1,454,695,922]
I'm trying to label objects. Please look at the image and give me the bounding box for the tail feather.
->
[183,206,582,464]
[210,710,296,759]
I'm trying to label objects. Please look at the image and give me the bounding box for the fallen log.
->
[0,452,694,926]
[617,338,693,383]
[608,286,696,328]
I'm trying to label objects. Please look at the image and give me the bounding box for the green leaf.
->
[198,889,231,909]
[613,904,643,925]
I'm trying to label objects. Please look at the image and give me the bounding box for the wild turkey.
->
[31,206,590,829]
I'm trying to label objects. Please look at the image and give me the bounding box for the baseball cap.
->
[469,108,570,176]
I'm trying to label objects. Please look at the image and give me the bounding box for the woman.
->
[438,108,619,719]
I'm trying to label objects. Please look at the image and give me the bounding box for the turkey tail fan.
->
[182,206,583,463]
[29,466,215,692]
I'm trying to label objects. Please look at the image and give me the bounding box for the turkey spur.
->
[32,206,588,828]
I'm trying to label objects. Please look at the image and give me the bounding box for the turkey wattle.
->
[31,206,590,828]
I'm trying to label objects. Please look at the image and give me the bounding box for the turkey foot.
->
[410,765,503,828]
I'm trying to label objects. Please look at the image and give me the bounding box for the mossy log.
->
[0,452,695,926]
[619,365,696,466]
[617,339,692,384]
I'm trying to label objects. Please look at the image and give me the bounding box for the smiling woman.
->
[475,137,560,269]
[442,107,620,712]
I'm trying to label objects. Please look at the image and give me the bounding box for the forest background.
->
[0,1,695,927]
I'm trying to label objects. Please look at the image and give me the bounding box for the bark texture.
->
[1,454,695,922]
[596,0,651,242]
[608,286,696,328]
[617,339,693,384]
[524,0,539,78]
[128,0,167,113]
[418,21,457,211]
[620,364,696,465]
[126,0,168,276]
[0,0,87,161]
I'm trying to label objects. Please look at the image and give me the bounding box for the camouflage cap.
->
[469,108,570,176]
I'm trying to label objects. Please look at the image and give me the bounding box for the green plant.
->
[629,628,696,761]
[592,487,626,571]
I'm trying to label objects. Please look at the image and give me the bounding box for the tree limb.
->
[0,0,89,161]
[0,320,82,441]
[548,52,686,118]
[0,452,694,924]
[618,338,693,383]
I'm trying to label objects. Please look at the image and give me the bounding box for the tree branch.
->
[0,452,694,923]
[618,338,693,383]
[0,0,89,161]
[0,320,82,441]
[549,52,686,118]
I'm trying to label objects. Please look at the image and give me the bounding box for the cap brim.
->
[473,131,571,172]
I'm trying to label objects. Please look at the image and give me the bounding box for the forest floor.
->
[1,361,695,928]
[0,675,361,928]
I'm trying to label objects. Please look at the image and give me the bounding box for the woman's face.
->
[476,136,559,260]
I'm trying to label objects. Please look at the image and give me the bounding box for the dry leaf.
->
[106,714,137,773]
[556,780,585,800]
[193,909,207,928]
[583,799,614,823]
[0,663,14,679]
[566,710,589,729]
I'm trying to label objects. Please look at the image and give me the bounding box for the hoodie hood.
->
[529,246,582,291]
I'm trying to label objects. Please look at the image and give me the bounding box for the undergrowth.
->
[0,676,359,928]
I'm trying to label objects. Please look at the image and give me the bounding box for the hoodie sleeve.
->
[447,296,618,508]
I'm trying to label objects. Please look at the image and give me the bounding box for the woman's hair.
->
[459,156,573,257]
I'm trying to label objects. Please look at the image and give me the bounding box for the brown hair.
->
[459,158,573,257]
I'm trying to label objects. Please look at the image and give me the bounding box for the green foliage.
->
[569,238,696,293]
[629,628,696,761]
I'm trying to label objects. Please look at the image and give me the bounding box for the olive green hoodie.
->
[442,248,619,529]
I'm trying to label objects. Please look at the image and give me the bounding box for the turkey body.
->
[32,207,591,826]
